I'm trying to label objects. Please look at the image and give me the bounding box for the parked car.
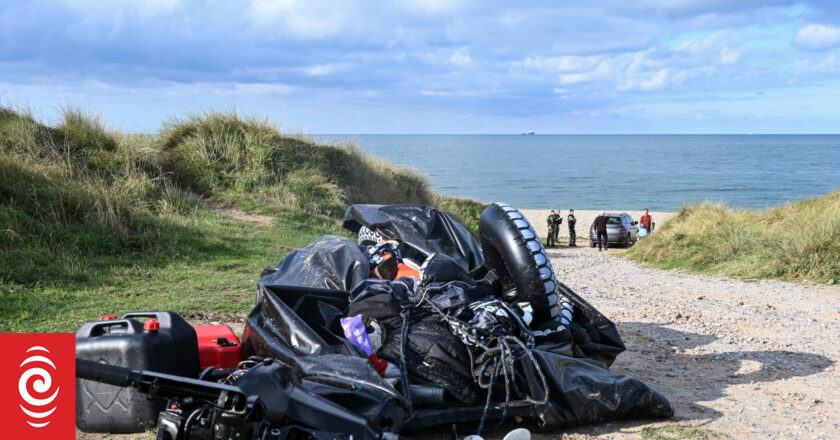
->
[589,213,639,248]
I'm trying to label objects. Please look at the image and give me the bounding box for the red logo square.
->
[0,333,76,440]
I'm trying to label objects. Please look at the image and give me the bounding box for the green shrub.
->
[627,190,840,283]
[433,194,487,235]
[1,105,485,286]
[55,108,118,155]
[161,110,479,225]
[280,169,345,217]
[640,425,729,439]
[0,106,195,283]
[161,111,278,192]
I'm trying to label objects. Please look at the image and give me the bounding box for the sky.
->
[2,1,840,134]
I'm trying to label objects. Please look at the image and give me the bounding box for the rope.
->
[501,335,550,406]
[490,343,513,433]
[476,357,500,436]
[399,308,413,411]
[392,282,553,433]
[421,292,550,404]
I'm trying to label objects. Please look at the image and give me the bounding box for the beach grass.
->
[0,105,484,332]
[640,425,729,439]
[626,190,840,284]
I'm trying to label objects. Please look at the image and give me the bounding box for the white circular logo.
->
[18,346,60,428]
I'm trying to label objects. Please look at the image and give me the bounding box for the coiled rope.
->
[393,285,551,435]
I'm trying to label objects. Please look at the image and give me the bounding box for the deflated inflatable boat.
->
[76,203,673,439]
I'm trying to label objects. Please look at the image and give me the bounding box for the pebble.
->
[542,245,840,438]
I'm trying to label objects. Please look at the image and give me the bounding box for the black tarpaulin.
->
[342,204,484,272]
[242,281,672,432]
[240,284,406,432]
[528,348,673,426]
[556,281,626,367]
[258,235,370,291]
[404,342,673,429]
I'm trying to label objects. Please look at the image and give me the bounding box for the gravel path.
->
[548,245,840,439]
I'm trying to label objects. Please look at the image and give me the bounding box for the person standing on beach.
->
[546,210,559,247]
[640,209,654,233]
[594,211,609,251]
[567,209,577,247]
[552,209,562,245]
[637,223,649,241]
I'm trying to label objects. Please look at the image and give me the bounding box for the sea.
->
[311,135,840,211]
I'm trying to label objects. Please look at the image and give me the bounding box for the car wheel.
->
[479,203,573,328]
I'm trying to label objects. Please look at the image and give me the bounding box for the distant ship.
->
[523,129,535,135]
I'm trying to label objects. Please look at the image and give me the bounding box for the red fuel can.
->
[194,325,242,369]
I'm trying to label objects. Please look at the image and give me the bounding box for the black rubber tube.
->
[478,203,573,327]
[76,358,133,387]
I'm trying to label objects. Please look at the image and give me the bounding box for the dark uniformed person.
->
[594,211,609,251]
[546,210,559,247]
[552,209,562,245]
[567,209,577,247]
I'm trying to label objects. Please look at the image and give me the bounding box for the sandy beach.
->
[518,209,676,243]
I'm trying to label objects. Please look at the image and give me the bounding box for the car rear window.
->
[607,217,622,224]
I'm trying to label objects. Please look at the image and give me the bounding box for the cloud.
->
[67,0,180,15]
[403,0,465,14]
[515,55,603,73]
[664,31,746,72]
[619,68,689,91]
[4,1,840,133]
[672,31,742,63]
[247,0,353,38]
[230,83,296,95]
[420,90,453,96]
[794,24,840,50]
[449,49,473,67]
[611,0,794,19]
[720,47,742,64]
[554,58,619,85]
[303,63,351,76]
[795,53,840,72]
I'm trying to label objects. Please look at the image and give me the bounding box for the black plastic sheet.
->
[528,348,673,426]
[243,281,672,431]
[557,281,626,367]
[258,235,369,292]
[343,204,484,272]
[241,284,406,432]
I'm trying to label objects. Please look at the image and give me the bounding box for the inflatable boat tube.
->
[357,225,385,246]
[478,203,573,327]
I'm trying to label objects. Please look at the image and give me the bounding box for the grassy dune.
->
[626,190,840,283]
[0,106,484,332]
